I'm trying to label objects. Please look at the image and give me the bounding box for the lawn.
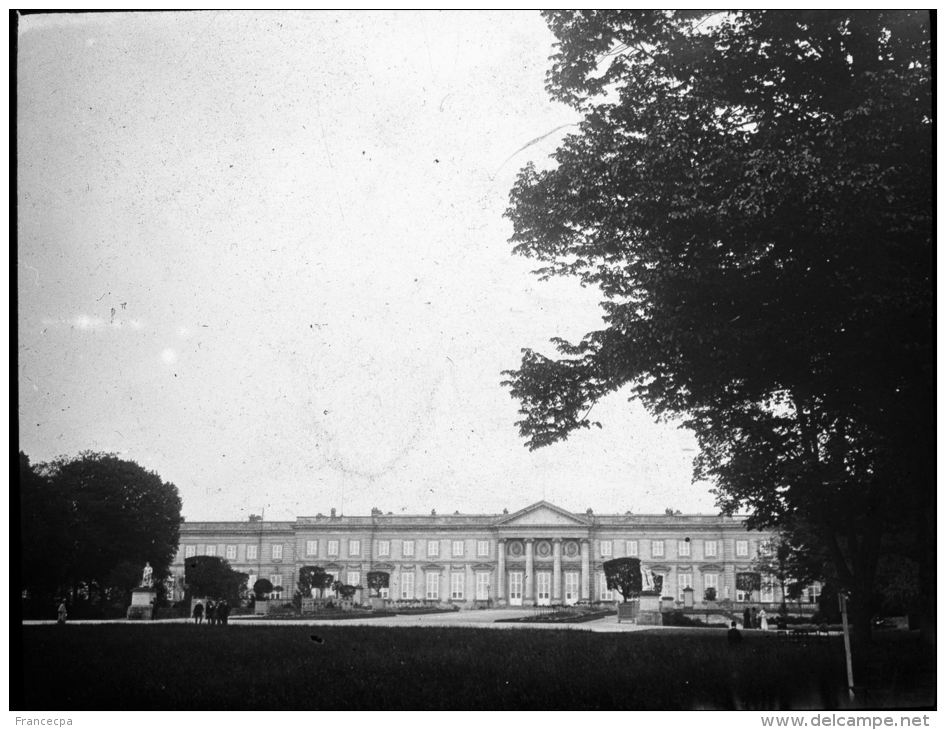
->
[15,625,933,710]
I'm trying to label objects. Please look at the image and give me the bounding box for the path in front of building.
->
[22,609,686,633]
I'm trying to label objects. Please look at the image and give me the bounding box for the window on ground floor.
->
[678,572,693,600]
[475,572,490,600]
[401,573,415,600]
[451,572,464,600]
[425,572,440,600]
[598,572,614,601]
[703,572,718,600]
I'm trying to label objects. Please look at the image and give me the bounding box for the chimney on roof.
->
[330,508,337,518]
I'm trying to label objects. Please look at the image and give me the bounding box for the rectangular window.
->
[678,573,693,600]
[402,540,415,557]
[475,572,490,600]
[598,573,613,601]
[246,545,258,560]
[625,540,638,557]
[452,540,464,557]
[184,545,196,558]
[327,540,339,557]
[272,544,282,560]
[704,540,717,558]
[226,545,237,560]
[564,572,580,603]
[247,574,257,590]
[306,540,318,556]
[401,572,415,600]
[451,572,464,600]
[600,540,612,557]
[205,545,216,557]
[427,540,440,558]
[651,540,664,558]
[678,540,691,557]
[349,539,361,557]
[807,584,822,604]
[326,570,339,584]
[477,540,490,557]
[736,540,749,557]
[378,540,390,557]
[761,584,775,603]
[703,573,719,596]
[270,575,283,596]
[348,570,361,587]
[425,572,439,600]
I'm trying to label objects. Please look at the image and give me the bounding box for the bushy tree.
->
[603,558,642,602]
[503,10,932,645]
[334,582,358,600]
[19,451,182,613]
[298,566,335,598]
[253,578,274,599]
[185,555,248,602]
[367,571,390,596]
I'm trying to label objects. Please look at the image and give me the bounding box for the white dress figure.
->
[141,562,154,588]
[758,608,769,631]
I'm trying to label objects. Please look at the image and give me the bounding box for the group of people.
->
[192,599,230,625]
[742,606,769,631]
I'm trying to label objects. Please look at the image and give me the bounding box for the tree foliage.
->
[367,571,390,594]
[253,578,274,599]
[503,10,932,642]
[298,565,335,597]
[185,555,248,602]
[20,451,182,612]
[603,557,642,602]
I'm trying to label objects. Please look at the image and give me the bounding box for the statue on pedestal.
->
[641,566,655,592]
[141,562,154,588]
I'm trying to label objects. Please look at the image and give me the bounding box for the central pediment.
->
[494,501,591,527]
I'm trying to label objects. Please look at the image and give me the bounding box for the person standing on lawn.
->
[758,608,769,631]
[206,600,216,626]
[727,620,742,645]
[217,600,229,625]
[743,606,751,629]
[193,602,204,624]
[57,600,68,625]
[751,606,759,629]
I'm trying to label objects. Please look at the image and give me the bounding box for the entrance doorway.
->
[564,571,579,605]
[536,572,551,606]
[508,571,523,606]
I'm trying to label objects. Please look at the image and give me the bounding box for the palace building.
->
[169,500,805,608]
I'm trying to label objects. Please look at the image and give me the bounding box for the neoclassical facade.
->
[170,501,802,608]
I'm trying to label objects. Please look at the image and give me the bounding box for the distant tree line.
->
[19,451,182,618]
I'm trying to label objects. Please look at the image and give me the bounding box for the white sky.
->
[17,10,717,521]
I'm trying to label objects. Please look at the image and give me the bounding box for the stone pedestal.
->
[636,591,662,625]
[127,589,156,620]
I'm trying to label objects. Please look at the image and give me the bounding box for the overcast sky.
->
[17,10,717,521]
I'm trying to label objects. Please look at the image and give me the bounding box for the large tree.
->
[503,11,932,647]
[185,555,248,603]
[23,452,182,610]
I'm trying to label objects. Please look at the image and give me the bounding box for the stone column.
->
[524,538,534,604]
[497,538,506,603]
[552,538,562,602]
[580,539,590,600]
[415,565,423,600]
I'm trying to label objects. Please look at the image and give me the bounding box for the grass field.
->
[16,625,934,710]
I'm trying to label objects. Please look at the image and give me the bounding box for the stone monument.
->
[127,562,157,620]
